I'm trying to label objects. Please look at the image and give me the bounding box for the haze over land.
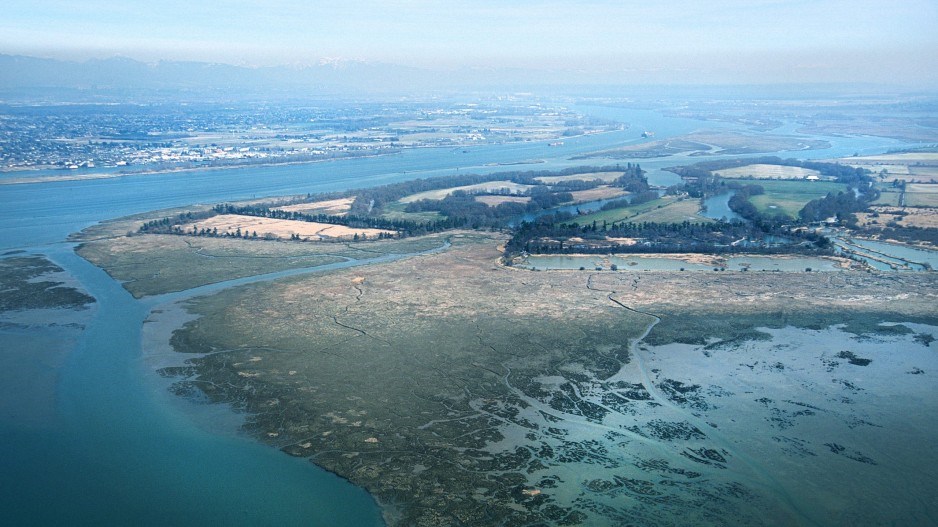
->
[2,0,937,89]
[3,2,938,527]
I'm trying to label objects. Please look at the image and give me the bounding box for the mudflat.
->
[152,232,937,526]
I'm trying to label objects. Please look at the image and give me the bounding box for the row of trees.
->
[504,216,831,258]
[346,165,642,217]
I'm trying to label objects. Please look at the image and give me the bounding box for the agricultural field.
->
[398,181,533,203]
[713,163,822,180]
[534,171,624,184]
[905,184,938,207]
[568,197,714,225]
[275,198,355,216]
[474,195,531,207]
[831,153,938,183]
[747,180,848,218]
[626,198,714,224]
[182,215,395,241]
[569,185,628,202]
[570,196,679,224]
[873,187,903,206]
[379,201,443,222]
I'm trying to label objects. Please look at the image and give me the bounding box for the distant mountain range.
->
[0,54,915,100]
[0,54,459,95]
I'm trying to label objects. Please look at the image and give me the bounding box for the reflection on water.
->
[701,192,744,222]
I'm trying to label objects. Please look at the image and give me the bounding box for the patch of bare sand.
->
[181,214,394,241]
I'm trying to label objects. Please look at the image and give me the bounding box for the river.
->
[0,103,920,525]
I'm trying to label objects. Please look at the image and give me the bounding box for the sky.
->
[3,0,937,86]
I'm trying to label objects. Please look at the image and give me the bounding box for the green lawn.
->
[747,180,848,218]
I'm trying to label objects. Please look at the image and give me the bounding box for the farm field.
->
[534,171,624,184]
[713,163,822,180]
[571,196,678,224]
[569,185,627,202]
[276,198,355,216]
[873,185,903,206]
[905,184,938,207]
[747,179,848,218]
[379,201,443,222]
[474,195,531,207]
[831,153,938,183]
[398,181,533,203]
[182,214,394,241]
[626,198,714,224]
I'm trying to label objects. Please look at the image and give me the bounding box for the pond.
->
[519,254,843,272]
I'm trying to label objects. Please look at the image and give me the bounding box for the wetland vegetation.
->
[65,129,938,527]
[150,233,936,526]
[73,156,938,524]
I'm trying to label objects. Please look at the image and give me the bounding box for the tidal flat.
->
[151,233,937,526]
[0,255,95,428]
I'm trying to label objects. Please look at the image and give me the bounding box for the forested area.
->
[503,218,831,258]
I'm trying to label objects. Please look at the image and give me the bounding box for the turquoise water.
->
[0,246,385,526]
[0,104,920,524]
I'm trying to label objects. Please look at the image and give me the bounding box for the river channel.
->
[0,104,923,525]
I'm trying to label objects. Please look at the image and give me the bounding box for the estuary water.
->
[0,104,921,525]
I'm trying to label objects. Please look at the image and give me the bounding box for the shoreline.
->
[0,151,400,186]
[0,128,626,187]
[143,232,937,525]
[512,252,857,271]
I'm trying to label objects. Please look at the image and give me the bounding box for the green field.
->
[570,196,678,224]
[904,184,938,207]
[873,189,903,206]
[747,180,849,218]
[628,198,714,224]
[380,201,443,222]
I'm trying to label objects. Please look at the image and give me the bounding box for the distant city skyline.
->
[3,0,937,87]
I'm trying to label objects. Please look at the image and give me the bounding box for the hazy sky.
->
[3,0,937,85]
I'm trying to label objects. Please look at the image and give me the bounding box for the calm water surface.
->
[0,105,916,525]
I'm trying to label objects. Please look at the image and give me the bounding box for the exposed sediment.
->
[156,232,938,526]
